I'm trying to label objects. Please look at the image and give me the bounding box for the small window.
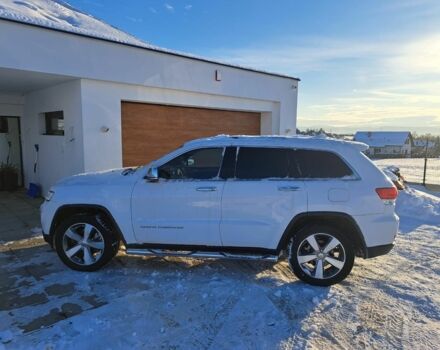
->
[44,111,64,136]
[293,150,353,178]
[0,117,8,133]
[236,147,289,179]
[158,148,223,180]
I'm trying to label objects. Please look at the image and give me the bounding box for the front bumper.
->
[42,231,54,248]
[40,199,58,249]
[40,198,59,237]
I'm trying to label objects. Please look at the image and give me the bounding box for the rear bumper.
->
[366,243,394,258]
[354,212,399,248]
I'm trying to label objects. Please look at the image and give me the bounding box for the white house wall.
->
[401,143,411,156]
[0,19,299,192]
[0,20,298,134]
[80,79,281,172]
[22,80,84,193]
[0,93,23,117]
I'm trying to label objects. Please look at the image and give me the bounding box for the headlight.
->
[45,190,55,201]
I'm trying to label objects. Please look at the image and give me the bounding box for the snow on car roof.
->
[0,0,300,81]
[184,135,369,152]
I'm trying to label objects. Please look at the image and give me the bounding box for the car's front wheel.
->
[288,225,355,286]
[54,214,118,271]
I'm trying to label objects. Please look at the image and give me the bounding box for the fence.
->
[374,158,440,186]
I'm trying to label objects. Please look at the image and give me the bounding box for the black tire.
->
[288,225,355,286]
[54,214,119,272]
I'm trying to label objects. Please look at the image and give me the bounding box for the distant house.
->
[354,131,413,158]
[413,140,437,156]
[414,140,436,150]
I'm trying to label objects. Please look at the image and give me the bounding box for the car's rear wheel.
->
[54,214,118,271]
[288,225,355,286]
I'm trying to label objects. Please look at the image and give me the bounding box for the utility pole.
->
[437,136,440,157]
[422,137,428,186]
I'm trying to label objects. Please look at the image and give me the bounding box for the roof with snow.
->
[0,0,299,81]
[354,131,412,147]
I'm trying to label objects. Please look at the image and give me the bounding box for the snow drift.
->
[396,187,440,226]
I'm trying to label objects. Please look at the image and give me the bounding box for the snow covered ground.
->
[374,158,440,185]
[0,186,439,349]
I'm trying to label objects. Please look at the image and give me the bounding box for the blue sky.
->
[68,0,440,134]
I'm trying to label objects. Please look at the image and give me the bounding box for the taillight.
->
[376,187,398,200]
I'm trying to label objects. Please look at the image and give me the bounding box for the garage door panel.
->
[121,102,260,166]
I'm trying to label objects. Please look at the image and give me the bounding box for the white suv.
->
[41,135,399,286]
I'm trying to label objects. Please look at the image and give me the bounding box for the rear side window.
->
[292,150,353,178]
[236,147,289,179]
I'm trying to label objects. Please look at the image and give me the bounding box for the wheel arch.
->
[49,204,126,245]
[277,212,367,258]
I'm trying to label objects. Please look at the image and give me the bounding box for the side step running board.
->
[125,248,279,262]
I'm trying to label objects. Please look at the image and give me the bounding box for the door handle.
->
[278,186,300,192]
[196,186,217,192]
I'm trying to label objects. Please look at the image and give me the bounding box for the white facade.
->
[22,81,84,192]
[0,19,299,194]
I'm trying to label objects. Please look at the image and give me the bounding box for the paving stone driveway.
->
[0,193,282,343]
[0,191,43,243]
[0,192,135,335]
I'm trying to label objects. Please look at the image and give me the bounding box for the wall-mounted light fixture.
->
[215,70,222,81]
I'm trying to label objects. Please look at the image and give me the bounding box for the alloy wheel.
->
[62,223,105,266]
[296,233,346,279]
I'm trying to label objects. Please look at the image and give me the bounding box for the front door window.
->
[158,148,223,180]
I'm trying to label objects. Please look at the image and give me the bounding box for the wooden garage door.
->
[121,102,260,166]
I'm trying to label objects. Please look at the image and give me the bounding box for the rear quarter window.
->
[292,149,354,179]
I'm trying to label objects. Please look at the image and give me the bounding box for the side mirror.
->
[144,167,159,182]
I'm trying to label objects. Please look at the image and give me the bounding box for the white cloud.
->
[209,34,440,134]
[126,16,143,23]
[385,34,440,75]
[184,4,192,10]
[209,33,440,78]
[164,3,174,12]
[149,7,157,14]
[209,37,385,74]
[299,86,440,134]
